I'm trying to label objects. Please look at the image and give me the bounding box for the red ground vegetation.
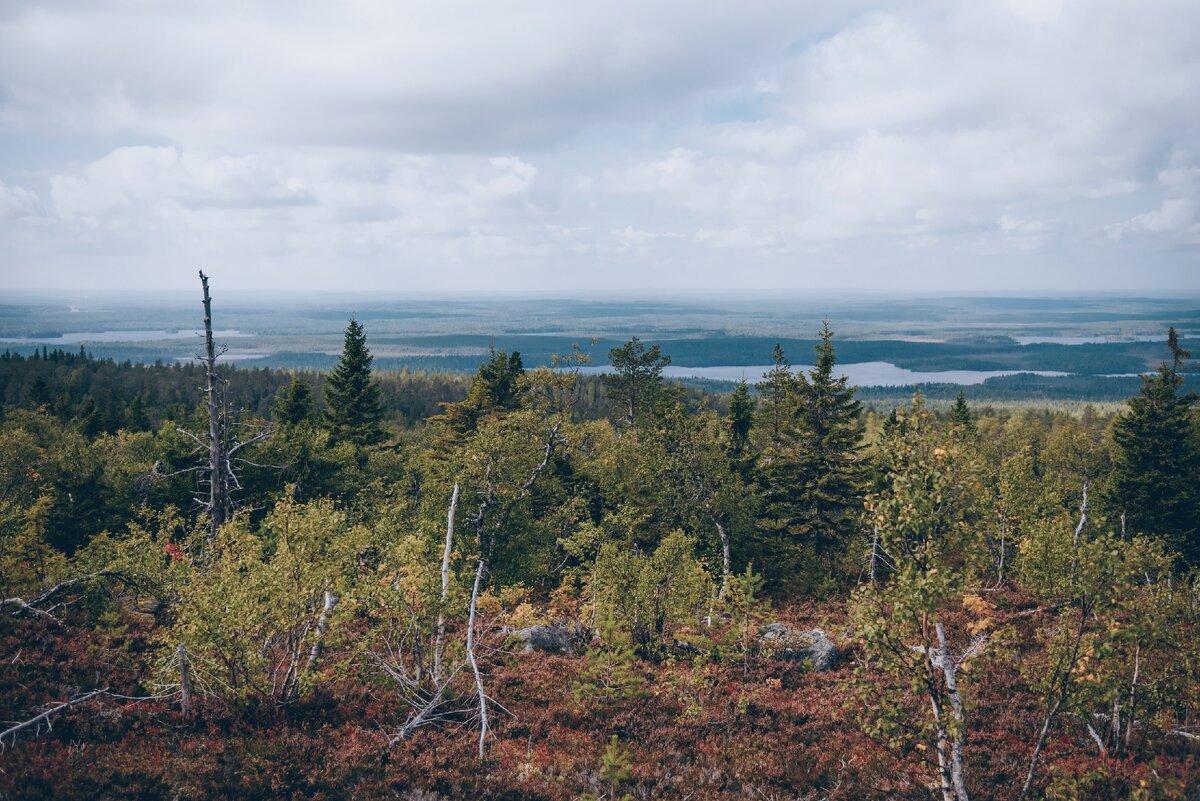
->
[2,598,1197,800]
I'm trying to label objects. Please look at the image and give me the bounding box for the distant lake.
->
[1012,334,1175,345]
[581,362,1070,386]
[0,329,247,344]
[175,353,267,362]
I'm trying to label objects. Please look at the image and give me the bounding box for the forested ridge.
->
[2,303,1199,799]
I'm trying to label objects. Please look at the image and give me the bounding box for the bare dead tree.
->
[199,270,228,533]
[172,271,272,539]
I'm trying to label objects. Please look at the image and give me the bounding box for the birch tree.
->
[851,396,983,801]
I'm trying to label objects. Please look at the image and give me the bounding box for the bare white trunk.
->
[433,483,459,685]
[935,621,970,801]
[714,515,730,596]
[1072,481,1089,547]
[466,555,489,759]
[0,687,109,748]
[929,693,956,801]
[868,526,881,585]
[305,589,338,672]
[1123,644,1140,752]
[1085,720,1110,756]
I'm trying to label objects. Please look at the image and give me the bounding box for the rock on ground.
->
[760,623,840,671]
[510,624,576,655]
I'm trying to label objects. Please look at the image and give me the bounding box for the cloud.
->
[0,1,853,151]
[1108,198,1199,241]
[0,179,40,219]
[0,0,1197,291]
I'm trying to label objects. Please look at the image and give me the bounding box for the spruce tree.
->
[792,321,864,550]
[756,344,795,449]
[431,348,526,439]
[1108,327,1200,564]
[756,322,863,588]
[949,389,975,433]
[726,379,754,460]
[273,375,316,428]
[475,348,525,411]
[325,318,386,446]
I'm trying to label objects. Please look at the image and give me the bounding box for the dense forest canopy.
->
[2,300,1199,800]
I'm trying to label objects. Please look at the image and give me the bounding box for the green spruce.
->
[949,389,975,433]
[1108,327,1200,564]
[756,323,864,589]
[273,375,317,428]
[325,318,386,446]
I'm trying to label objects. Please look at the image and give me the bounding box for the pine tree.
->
[325,318,386,446]
[603,336,671,426]
[1108,327,1200,564]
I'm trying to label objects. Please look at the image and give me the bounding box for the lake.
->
[582,362,1070,386]
[0,329,246,344]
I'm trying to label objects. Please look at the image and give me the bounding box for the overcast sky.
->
[1,0,1198,293]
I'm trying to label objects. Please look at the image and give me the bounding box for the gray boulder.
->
[511,624,576,655]
[761,624,840,671]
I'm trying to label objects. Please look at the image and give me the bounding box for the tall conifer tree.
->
[1108,327,1200,564]
[325,318,386,446]
[754,324,864,591]
[726,379,754,461]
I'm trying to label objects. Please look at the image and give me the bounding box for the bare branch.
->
[0,688,109,751]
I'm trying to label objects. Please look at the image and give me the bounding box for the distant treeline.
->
[0,347,726,434]
[6,332,1199,378]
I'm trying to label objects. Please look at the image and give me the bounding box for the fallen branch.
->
[0,688,110,751]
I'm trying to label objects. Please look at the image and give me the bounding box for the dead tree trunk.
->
[199,271,229,537]
[462,422,562,759]
[170,272,272,539]
[177,643,193,719]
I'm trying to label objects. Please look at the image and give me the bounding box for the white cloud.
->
[0,0,1197,291]
[0,179,40,219]
[1108,198,1199,241]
